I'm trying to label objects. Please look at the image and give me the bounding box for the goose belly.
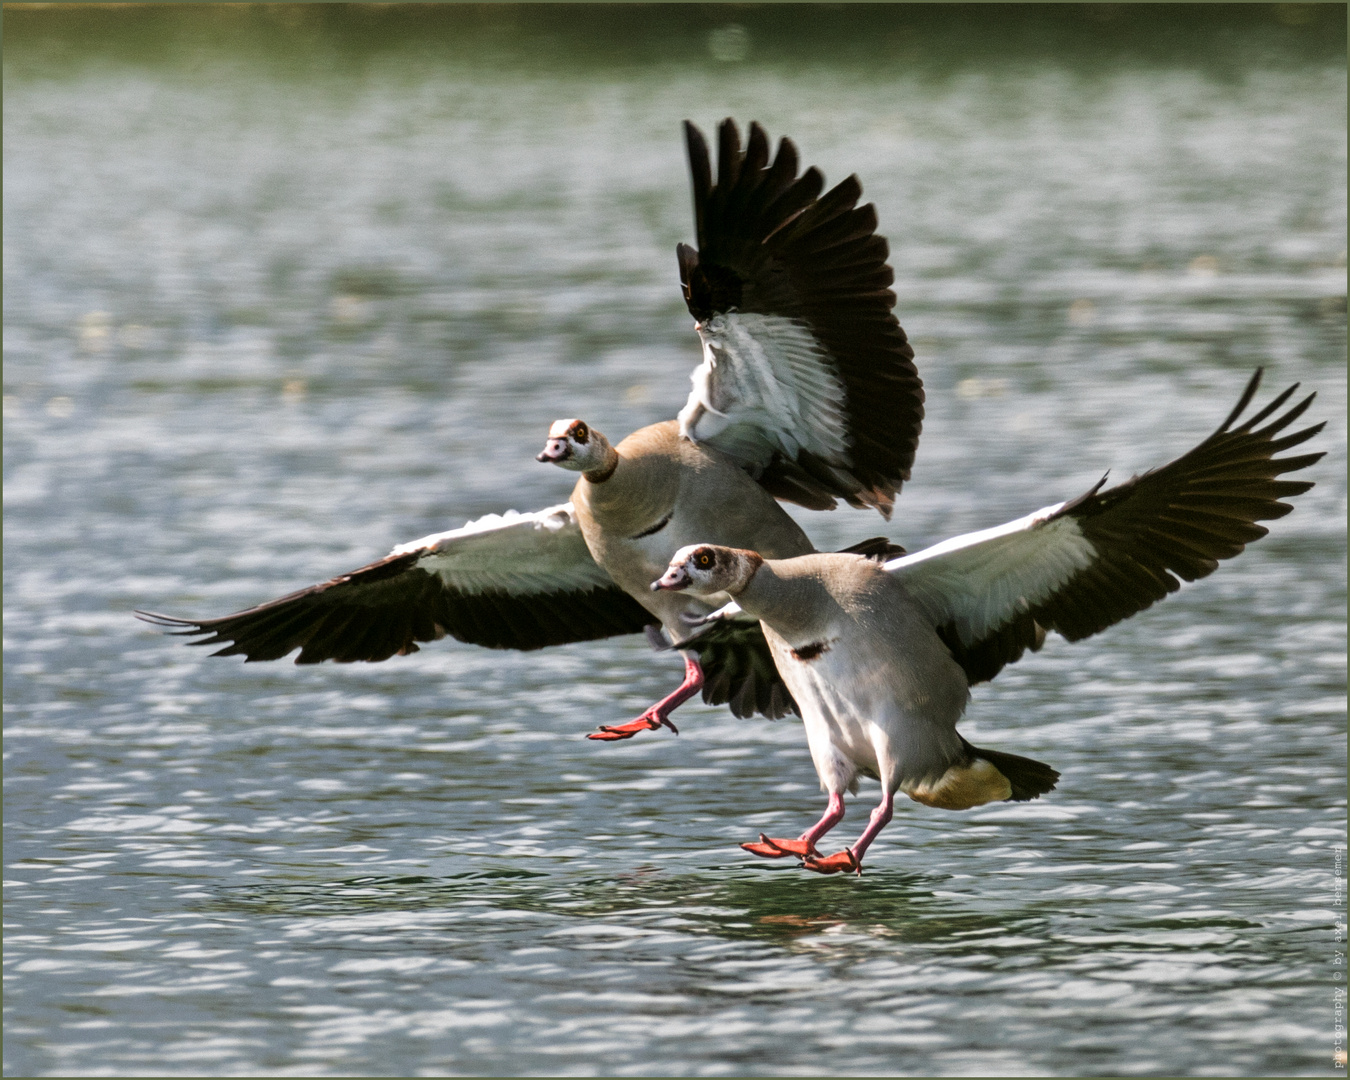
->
[763,625,968,793]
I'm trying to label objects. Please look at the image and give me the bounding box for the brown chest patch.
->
[790,640,831,662]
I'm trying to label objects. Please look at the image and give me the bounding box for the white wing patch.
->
[677,312,851,472]
[392,503,614,598]
[885,503,1097,645]
[670,598,751,647]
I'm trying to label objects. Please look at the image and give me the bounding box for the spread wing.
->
[885,370,1324,684]
[675,118,924,519]
[136,503,653,662]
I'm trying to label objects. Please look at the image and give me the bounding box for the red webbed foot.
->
[740,834,819,859]
[801,849,861,875]
[587,713,679,741]
[588,652,701,741]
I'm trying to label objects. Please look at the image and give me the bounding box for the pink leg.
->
[588,654,703,741]
[741,791,846,859]
[803,790,895,875]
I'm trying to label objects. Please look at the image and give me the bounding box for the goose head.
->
[537,419,617,481]
[652,544,762,595]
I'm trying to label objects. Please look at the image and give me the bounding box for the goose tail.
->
[960,737,1060,802]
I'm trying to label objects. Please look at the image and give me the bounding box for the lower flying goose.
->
[137,118,925,737]
[652,371,1322,874]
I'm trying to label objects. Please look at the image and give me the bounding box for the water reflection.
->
[213,867,1016,950]
[210,863,1275,958]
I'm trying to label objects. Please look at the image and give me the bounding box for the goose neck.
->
[583,444,620,484]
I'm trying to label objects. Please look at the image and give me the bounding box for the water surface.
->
[4,8,1346,1076]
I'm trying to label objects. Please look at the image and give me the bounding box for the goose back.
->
[572,421,814,633]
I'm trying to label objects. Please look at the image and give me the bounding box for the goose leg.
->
[802,790,894,875]
[588,655,703,741]
[741,792,845,859]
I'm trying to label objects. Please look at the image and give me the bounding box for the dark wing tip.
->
[678,120,924,515]
[135,608,186,627]
[1042,369,1323,642]
[1216,367,1264,432]
[683,118,708,158]
[684,120,712,242]
[135,608,216,638]
[937,369,1324,685]
[716,116,743,192]
[677,242,700,302]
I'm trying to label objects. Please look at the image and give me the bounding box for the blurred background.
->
[4,5,1346,1076]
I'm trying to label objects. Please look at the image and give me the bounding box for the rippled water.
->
[4,8,1347,1076]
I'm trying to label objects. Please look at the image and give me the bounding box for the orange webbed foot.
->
[801,849,861,875]
[587,713,678,741]
[740,834,819,859]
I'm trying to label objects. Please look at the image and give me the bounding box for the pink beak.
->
[536,438,570,464]
[652,565,691,591]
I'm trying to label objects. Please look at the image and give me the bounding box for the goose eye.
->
[571,423,588,443]
[696,551,712,568]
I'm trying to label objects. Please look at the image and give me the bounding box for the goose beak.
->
[652,565,691,592]
[536,438,570,464]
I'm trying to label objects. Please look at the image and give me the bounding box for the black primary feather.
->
[678,118,925,518]
[937,370,1323,686]
[136,550,654,661]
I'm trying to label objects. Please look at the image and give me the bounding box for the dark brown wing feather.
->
[136,550,653,663]
[685,619,800,720]
[836,535,907,560]
[678,118,924,517]
[939,370,1323,685]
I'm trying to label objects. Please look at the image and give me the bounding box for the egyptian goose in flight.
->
[137,118,924,736]
[653,371,1323,873]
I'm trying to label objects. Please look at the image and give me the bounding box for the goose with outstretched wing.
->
[657,370,1322,873]
[138,505,652,660]
[673,117,922,516]
[138,118,925,737]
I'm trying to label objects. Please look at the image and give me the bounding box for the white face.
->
[536,419,601,472]
[651,544,721,594]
